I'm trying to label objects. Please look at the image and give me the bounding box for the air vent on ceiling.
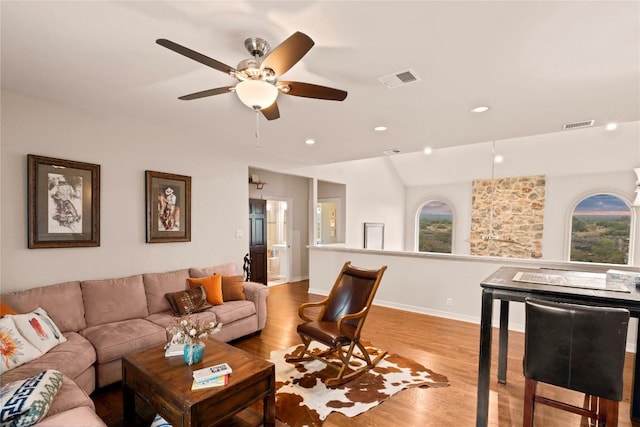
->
[378,69,422,89]
[383,148,404,155]
[563,120,595,130]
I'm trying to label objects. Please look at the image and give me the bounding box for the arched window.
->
[570,194,631,264]
[417,200,453,253]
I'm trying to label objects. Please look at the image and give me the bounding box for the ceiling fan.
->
[156,31,347,120]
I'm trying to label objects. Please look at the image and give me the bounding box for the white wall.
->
[1,91,252,292]
[289,156,406,250]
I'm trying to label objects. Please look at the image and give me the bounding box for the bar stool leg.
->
[523,378,537,427]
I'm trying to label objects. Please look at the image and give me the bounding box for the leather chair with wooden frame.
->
[286,261,387,387]
[523,298,629,427]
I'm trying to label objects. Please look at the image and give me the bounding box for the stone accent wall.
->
[470,175,545,258]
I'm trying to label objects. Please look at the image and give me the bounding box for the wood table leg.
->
[264,370,276,427]
[632,324,640,420]
[498,300,510,384]
[476,288,494,427]
[122,383,136,427]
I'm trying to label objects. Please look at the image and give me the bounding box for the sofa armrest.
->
[242,282,268,331]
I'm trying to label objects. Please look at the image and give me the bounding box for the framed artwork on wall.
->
[145,170,191,243]
[364,222,384,250]
[27,154,100,248]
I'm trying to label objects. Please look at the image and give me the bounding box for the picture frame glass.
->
[146,171,191,243]
[28,155,100,248]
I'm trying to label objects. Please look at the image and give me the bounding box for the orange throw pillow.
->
[0,302,17,317]
[188,275,223,306]
[221,275,246,301]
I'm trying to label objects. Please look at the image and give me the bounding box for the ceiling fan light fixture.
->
[235,79,278,110]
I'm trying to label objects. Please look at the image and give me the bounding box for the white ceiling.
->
[2,1,639,168]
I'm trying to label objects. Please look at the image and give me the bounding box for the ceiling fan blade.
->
[260,32,314,76]
[178,87,234,100]
[279,81,347,101]
[156,39,236,75]
[261,102,280,121]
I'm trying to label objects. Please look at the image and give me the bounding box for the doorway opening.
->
[266,199,290,286]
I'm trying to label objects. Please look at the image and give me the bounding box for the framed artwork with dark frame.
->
[27,154,100,248]
[364,222,384,250]
[145,170,191,243]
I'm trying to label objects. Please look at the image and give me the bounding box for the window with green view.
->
[570,194,631,264]
[418,200,453,253]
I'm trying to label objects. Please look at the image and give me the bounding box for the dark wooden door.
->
[249,198,267,285]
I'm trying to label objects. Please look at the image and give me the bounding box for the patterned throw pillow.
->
[8,308,67,354]
[0,370,64,427]
[165,286,212,316]
[0,317,42,374]
[150,414,173,427]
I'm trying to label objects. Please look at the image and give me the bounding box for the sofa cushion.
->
[189,263,237,278]
[9,308,67,354]
[1,281,86,332]
[165,286,212,316]
[35,405,105,427]
[143,269,190,315]
[221,275,246,301]
[1,332,96,386]
[80,319,166,364]
[0,369,63,427]
[0,317,42,374]
[39,375,96,419]
[209,301,256,325]
[81,275,149,327]
[188,276,223,305]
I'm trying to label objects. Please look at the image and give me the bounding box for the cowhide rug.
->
[271,342,449,427]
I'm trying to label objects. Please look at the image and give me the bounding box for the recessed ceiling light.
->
[606,122,618,131]
[471,106,489,113]
[374,126,388,132]
[423,147,433,155]
[494,154,504,163]
[304,138,315,145]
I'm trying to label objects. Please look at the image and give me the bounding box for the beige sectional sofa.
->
[0,263,269,426]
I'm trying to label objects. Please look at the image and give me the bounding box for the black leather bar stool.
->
[523,298,629,426]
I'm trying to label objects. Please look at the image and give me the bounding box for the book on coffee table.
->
[164,343,185,358]
[191,374,229,390]
[192,363,232,382]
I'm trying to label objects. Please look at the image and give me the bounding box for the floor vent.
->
[383,148,404,155]
[563,120,595,130]
[378,69,421,89]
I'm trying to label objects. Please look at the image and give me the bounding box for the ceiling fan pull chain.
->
[487,141,496,242]
[255,109,261,148]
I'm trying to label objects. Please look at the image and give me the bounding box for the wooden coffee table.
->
[122,338,275,427]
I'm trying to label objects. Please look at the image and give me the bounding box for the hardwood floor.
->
[93,280,640,426]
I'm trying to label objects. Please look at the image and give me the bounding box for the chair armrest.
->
[337,308,368,338]
[299,300,328,322]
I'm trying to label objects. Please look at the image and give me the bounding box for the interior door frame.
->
[265,195,293,285]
